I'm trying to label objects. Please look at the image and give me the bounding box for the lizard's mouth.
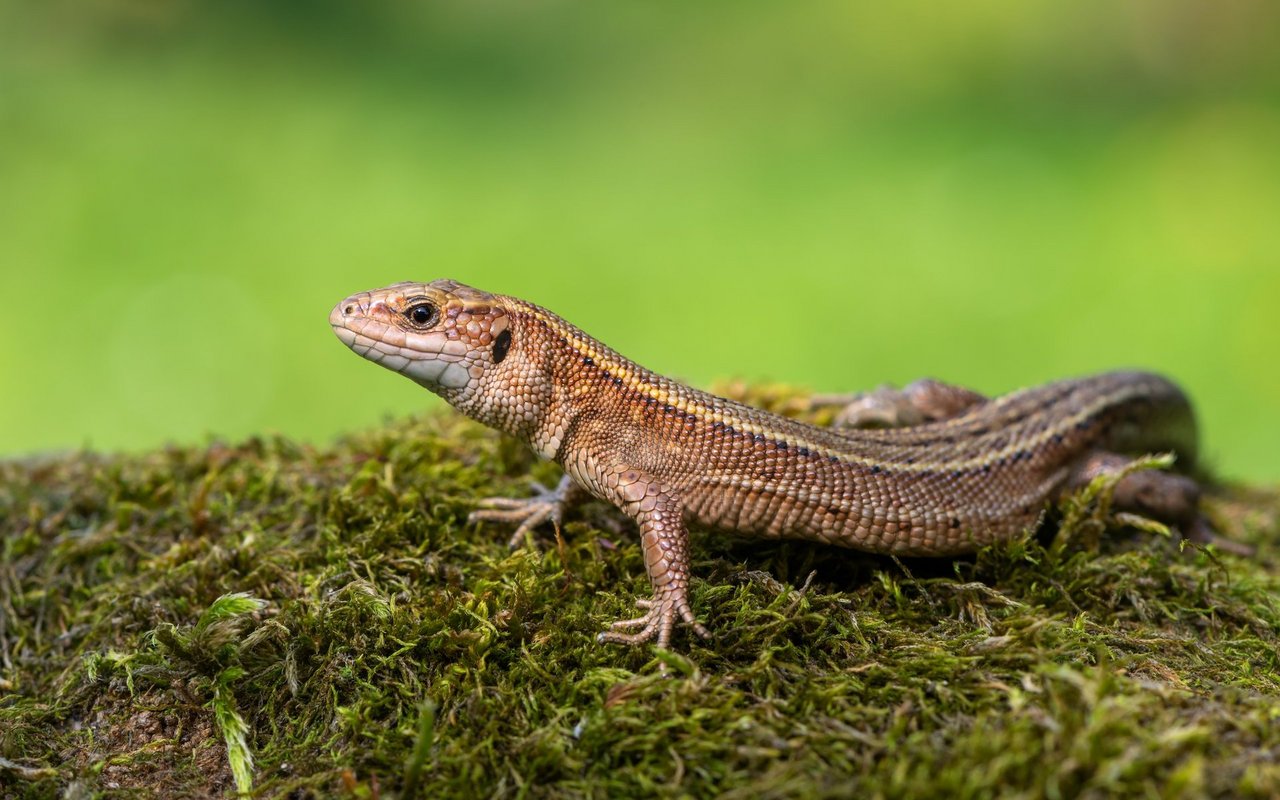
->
[330,297,474,389]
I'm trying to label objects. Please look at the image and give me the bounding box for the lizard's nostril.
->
[344,305,355,316]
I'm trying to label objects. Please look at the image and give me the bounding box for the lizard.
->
[329,279,1239,651]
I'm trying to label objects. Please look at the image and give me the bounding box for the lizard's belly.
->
[684,478,1045,557]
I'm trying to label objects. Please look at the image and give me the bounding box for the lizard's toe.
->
[469,479,572,549]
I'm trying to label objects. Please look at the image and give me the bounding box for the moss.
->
[1,388,1278,799]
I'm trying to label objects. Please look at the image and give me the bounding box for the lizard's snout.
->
[330,294,372,329]
[329,301,349,328]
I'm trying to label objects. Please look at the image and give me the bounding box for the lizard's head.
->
[330,279,515,399]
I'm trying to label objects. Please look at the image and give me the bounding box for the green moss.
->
[2,391,1278,798]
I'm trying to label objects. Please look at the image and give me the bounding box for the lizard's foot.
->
[1069,451,1256,557]
[469,475,575,549]
[596,587,710,650]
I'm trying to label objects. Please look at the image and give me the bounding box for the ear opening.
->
[493,329,512,364]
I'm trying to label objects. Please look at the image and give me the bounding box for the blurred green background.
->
[2,1,1278,479]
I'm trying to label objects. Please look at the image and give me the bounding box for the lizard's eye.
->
[405,302,438,328]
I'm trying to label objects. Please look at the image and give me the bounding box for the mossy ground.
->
[2,386,1279,799]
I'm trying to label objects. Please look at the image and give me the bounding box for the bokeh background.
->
[2,1,1278,479]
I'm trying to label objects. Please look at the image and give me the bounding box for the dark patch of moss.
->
[1,389,1278,798]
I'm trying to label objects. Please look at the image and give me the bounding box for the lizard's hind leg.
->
[812,378,988,429]
[1067,452,1253,556]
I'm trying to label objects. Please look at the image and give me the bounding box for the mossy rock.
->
[2,389,1278,798]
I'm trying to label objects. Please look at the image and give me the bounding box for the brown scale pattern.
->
[331,279,1205,650]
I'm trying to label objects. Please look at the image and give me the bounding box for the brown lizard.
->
[330,279,1238,650]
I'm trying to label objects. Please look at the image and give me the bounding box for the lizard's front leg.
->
[592,466,710,650]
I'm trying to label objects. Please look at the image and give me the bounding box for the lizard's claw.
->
[596,587,710,651]
[469,478,571,549]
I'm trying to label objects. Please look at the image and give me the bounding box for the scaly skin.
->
[330,279,1218,651]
